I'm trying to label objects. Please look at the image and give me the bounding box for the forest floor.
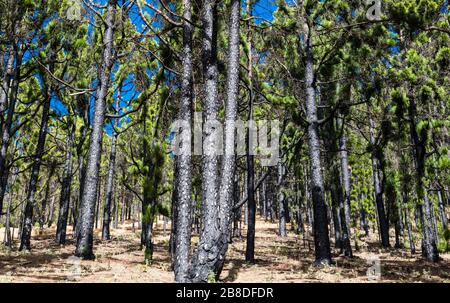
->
[0,217,449,283]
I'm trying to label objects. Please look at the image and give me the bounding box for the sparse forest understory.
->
[1,216,449,282]
[0,0,450,283]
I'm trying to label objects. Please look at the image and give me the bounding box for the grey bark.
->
[173,0,194,283]
[189,0,240,282]
[304,26,331,265]
[75,0,117,259]
[102,96,120,241]
[337,113,352,257]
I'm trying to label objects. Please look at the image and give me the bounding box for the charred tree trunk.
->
[369,115,390,248]
[75,0,117,259]
[408,97,438,262]
[173,0,194,282]
[19,70,52,251]
[304,26,331,266]
[56,125,74,244]
[102,96,120,241]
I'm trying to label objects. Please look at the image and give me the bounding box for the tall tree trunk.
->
[369,115,390,248]
[278,160,287,237]
[0,48,14,136]
[56,126,74,244]
[75,0,117,259]
[102,96,120,241]
[189,0,240,282]
[19,75,52,251]
[408,97,439,262]
[173,0,193,282]
[304,26,331,266]
[337,113,353,257]
[244,0,256,264]
[0,50,22,216]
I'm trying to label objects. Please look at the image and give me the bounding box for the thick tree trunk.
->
[189,0,240,282]
[173,0,194,282]
[56,127,74,244]
[75,0,117,259]
[304,28,331,266]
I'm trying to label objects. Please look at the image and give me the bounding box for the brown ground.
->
[0,217,449,283]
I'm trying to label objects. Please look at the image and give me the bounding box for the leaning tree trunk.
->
[56,126,74,244]
[75,0,117,259]
[19,76,52,251]
[304,26,332,266]
[173,0,193,283]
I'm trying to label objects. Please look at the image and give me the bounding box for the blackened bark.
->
[402,191,416,254]
[188,0,220,282]
[437,190,448,231]
[102,96,120,241]
[189,0,241,282]
[75,0,117,259]
[244,0,256,263]
[408,98,439,262]
[39,164,56,233]
[56,125,74,245]
[369,116,390,248]
[0,48,14,136]
[278,160,287,237]
[304,27,331,266]
[0,51,21,216]
[173,0,194,283]
[19,75,52,251]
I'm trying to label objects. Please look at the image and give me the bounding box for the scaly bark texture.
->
[174,0,193,283]
[189,0,240,282]
[75,0,117,259]
[304,25,332,266]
